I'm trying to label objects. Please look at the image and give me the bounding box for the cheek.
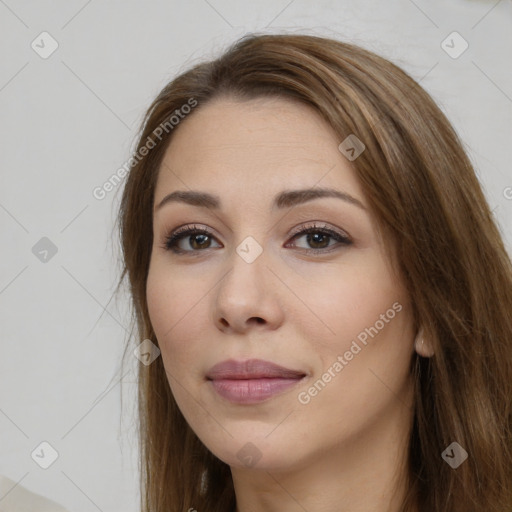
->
[146,265,174,337]
[299,258,403,348]
[300,258,414,413]
[146,261,208,372]
[147,258,196,334]
[299,294,413,441]
[146,264,213,432]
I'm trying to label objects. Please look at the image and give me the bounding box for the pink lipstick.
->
[206,359,306,404]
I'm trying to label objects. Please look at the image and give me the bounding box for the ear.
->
[414,327,435,358]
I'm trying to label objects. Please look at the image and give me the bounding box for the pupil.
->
[192,234,209,249]
[308,233,328,248]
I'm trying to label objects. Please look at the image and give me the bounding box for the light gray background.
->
[1,1,511,511]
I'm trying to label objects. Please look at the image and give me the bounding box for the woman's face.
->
[147,96,416,472]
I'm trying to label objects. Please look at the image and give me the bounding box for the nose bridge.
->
[222,234,268,301]
[213,233,281,329]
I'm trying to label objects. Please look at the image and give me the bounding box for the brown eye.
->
[164,226,221,253]
[287,224,352,253]
[304,232,331,249]
[163,223,352,255]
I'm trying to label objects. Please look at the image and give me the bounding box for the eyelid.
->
[288,221,350,240]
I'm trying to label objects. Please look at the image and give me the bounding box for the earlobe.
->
[414,327,435,358]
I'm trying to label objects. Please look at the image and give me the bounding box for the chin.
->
[203,433,304,472]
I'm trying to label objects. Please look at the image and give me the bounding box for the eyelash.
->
[162,223,352,256]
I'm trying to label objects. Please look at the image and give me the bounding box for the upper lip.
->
[206,359,306,380]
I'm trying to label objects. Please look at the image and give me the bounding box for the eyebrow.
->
[155,187,366,211]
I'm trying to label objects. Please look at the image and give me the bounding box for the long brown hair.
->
[118,33,512,512]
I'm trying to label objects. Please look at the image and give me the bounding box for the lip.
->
[206,359,306,404]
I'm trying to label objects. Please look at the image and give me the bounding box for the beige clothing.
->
[0,475,70,512]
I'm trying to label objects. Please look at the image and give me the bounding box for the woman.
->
[118,33,512,512]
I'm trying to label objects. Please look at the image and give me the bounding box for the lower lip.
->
[209,377,304,404]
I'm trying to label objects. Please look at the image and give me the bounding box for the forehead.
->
[155,96,364,206]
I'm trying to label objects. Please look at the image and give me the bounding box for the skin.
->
[146,96,419,512]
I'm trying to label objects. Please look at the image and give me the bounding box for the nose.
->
[212,244,285,334]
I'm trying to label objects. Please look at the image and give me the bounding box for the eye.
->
[286,222,352,254]
[163,224,221,254]
[162,222,352,255]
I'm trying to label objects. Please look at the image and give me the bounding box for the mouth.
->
[206,359,307,404]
